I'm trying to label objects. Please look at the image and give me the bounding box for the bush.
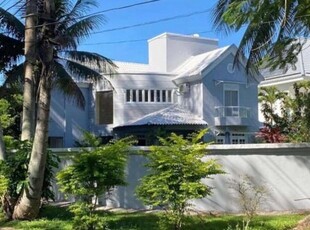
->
[57,136,136,229]
[0,137,59,219]
[136,129,224,230]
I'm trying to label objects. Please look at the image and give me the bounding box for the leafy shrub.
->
[69,202,108,230]
[57,136,135,229]
[136,129,224,230]
[0,137,60,219]
[57,136,135,204]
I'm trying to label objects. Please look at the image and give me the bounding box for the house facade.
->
[48,33,263,147]
[258,39,310,122]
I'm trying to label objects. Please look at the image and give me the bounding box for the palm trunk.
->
[13,73,52,220]
[0,122,5,160]
[13,0,55,219]
[21,0,37,141]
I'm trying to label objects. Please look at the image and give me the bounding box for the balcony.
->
[214,106,251,126]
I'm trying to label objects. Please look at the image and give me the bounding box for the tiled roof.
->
[116,105,207,127]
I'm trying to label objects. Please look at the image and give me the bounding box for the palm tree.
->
[1,0,116,219]
[213,0,310,72]
[1,0,115,131]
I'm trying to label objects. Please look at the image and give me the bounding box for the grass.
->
[0,205,307,230]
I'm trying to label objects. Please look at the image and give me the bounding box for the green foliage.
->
[213,0,310,72]
[57,137,135,203]
[0,99,14,129]
[136,129,224,230]
[258,82,310,143]
[1,204,305,230]
[0,88,23,138]
[75,130,102,147]
[69,202,108,230]
[0,138,60,218]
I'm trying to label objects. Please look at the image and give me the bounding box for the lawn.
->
[0,205,307,230]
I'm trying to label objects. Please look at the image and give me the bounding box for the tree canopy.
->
[213,0,310,72]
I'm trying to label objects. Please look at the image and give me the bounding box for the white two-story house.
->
[48,33,263,147]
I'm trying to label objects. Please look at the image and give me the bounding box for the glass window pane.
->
[162,90,166,102]
[126,90,130,102]
[145,90,148,102]
[156,90,161,102]
[150,90,154,102]
[138,90,143,102]
[132,90,136,102]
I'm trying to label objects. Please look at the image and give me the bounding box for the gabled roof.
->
[173,45,235,83]
[260,39,310,86]
[115,104,207,127]
[173,45,263,84]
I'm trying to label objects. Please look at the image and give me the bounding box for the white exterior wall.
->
[52,143,310,212]
[101,74,177,126]
[148,33,218,72]
[178,81,203,118]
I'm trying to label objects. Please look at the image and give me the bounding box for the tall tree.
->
[21,0,37,141]
[11,0,115,219]
[213,0,310,72]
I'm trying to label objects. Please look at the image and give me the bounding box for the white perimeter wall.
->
[51,143,310,213]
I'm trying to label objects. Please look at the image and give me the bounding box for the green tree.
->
[257,86,288,143]
[136,129,224,230]
[57,137,135,230]
[257,82,310,142]
[286,81,310,142]
[213,0,310,72]
[0,0,116,140]
[0,0,116,220]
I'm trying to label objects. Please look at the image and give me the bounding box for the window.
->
[231,133,247,144]
[150,90,155,102]
[48,137,63,148]
[145,90,149,102]
[216,133,225,144]
[126,90,130,102]
[156,90,161,102]
[125,89,173,103]
[132,90,137,102]
[162,90,166,102]
[138,90,143,102]
[224,84,239,116]
[96,91,113,124]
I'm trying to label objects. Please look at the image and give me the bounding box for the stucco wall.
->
[49,84,91,147]
[51,143,310,213]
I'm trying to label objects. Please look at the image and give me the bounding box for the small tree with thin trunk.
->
[136,129,224,230]
[57,136,135,230]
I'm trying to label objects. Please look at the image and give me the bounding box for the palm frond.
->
[3,63,24,87]
[62,50,117,75]
[0,34,24,70]
[53,61,85,109]
[0,7,25,39]
[56,15,105,48]
[212,0,234,34]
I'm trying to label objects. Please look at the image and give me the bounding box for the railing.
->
[215,106,251,118]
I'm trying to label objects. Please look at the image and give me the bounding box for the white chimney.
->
[148,33,218,73]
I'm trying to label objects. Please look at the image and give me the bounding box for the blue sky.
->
[0,0,245,84]
[77,0,245,64]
